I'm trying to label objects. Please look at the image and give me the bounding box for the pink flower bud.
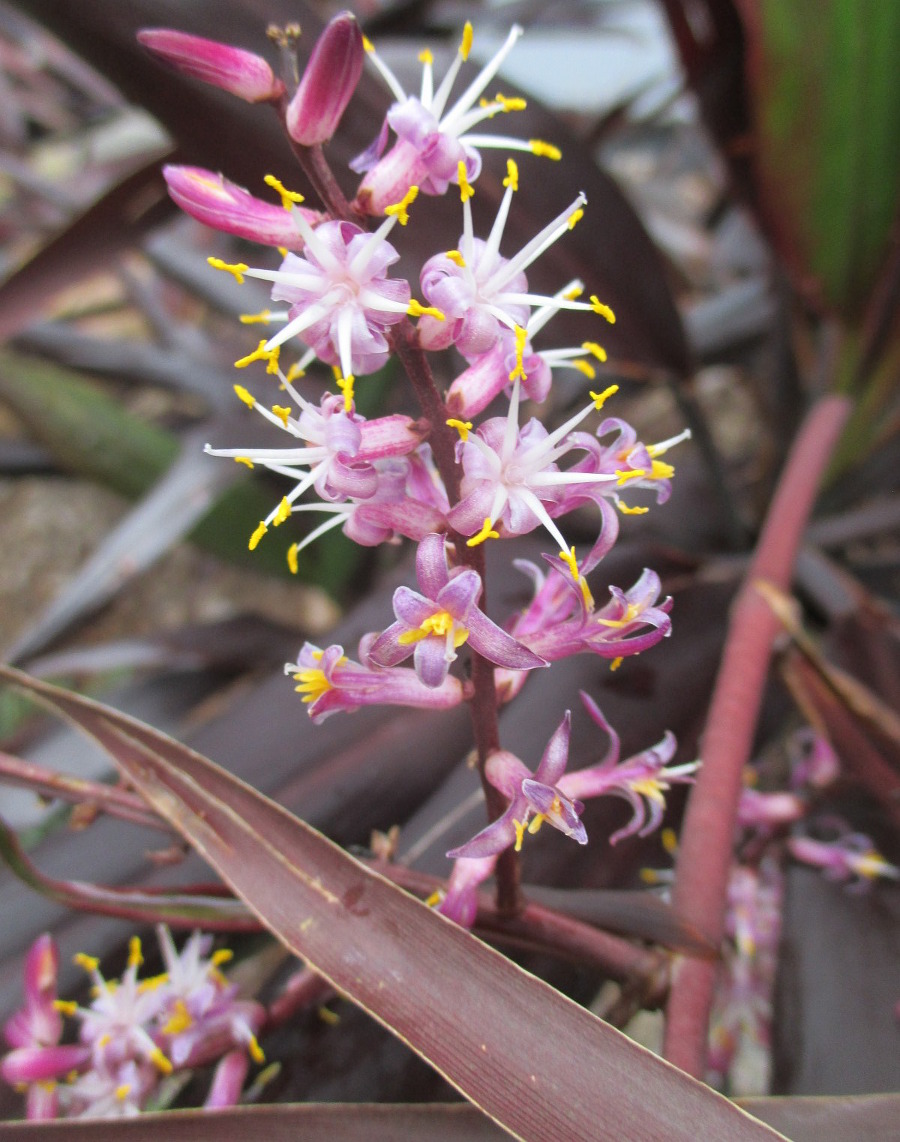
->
[163,166,321,249]
[137,28,284,103]
[285,12,363,145]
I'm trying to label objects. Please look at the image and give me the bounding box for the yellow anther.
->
[277,246,288,257]
[529,139,562,160]
[318,1004,341,1026]
[249,521,268,550]
[211,948,233,966]
[138,973,168,993]
[460,22,473,59]
[582,341,608,361]
[493,92,526,112]
[234,384,256,407]
[54,999,78,1016]
[563,284,584,301]
[640,868,662,885]
[239,310,272,325]
[408,299,445,320]
[293,668,332,702]
[74,953,99,973]
[418,48,433,65]
[650,459,675,480]
[610,656,624,672]
[590,384,619,409]
[248,1034,265,1065]
[616,467,646,485]
[528,814,546,835]
[508,324,528,382]
[503,159,519,192]
[457,162,474,202]
[385,185,418,225]
[128,937,142,969]
[273,496,292,526]
[150,1047,173,1075]
[445,249,466,267]
[234,456,254,468]
[335,371,355,411]
[285,362,306,383]
[162,999,193,1036]
[596,601,642,629]
[362,34,374,52]
[424,889,444,908]
[287,543,299,575]
[446,417,473,441]
[401,612,468,648]
[98,1033,112,1048]
[234,340,280,374]
[559,546,579,581]
[207,257,248,284]
[579,575,595,610]
[264,173,305,210]
[466,517,500,546]
[573,359,596,379]
[513,819,527,852]
[662,827,679,854]
[568,208,584,230]
[617,502,649,516]
[115,1084,132,1102]
[272,404,292,427]
[590,296,616,323]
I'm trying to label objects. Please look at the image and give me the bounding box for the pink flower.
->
[163,167,322,249]
[137,29,283,103]
[367,533,544,686]
[353,25,560,214]
[286,12,364,146]
[287,642,465,723]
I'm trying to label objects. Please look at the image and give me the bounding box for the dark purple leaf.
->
[0,664,785,1141]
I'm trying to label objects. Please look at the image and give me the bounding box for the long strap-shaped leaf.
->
[0,665,785,1142]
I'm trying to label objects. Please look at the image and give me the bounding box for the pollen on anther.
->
[264,173,305,210]
[590,296,616,323]
[529,139,561,160]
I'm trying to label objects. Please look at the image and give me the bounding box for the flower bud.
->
[285,12,363,145]
[163,166,321,249]
[137,28,284,103]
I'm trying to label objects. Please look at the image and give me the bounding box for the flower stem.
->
[663,394,850,1076]
[391,320,521,915]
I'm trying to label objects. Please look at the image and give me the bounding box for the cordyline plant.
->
[0,9,860,1136]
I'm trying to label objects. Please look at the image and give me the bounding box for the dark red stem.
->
[663,395,850,1075]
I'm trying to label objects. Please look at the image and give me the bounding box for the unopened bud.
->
[163,166,322,249]
[285,12,363,145]
[137,28,284,103]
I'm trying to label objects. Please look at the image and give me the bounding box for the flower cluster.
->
[1,929,263,1120]
[134,9,693,950]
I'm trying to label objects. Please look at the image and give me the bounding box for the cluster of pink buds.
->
[132,11,693,938]
[1,929,264,1120]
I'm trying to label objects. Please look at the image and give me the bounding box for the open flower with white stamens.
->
[206,370,425,559]
[207,180,435,383]
[446,376,624,561]
[353,24,561,215]
[418,160,606,355]
[445,280,609,417]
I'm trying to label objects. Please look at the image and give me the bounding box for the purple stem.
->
[663,395,850,1076]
